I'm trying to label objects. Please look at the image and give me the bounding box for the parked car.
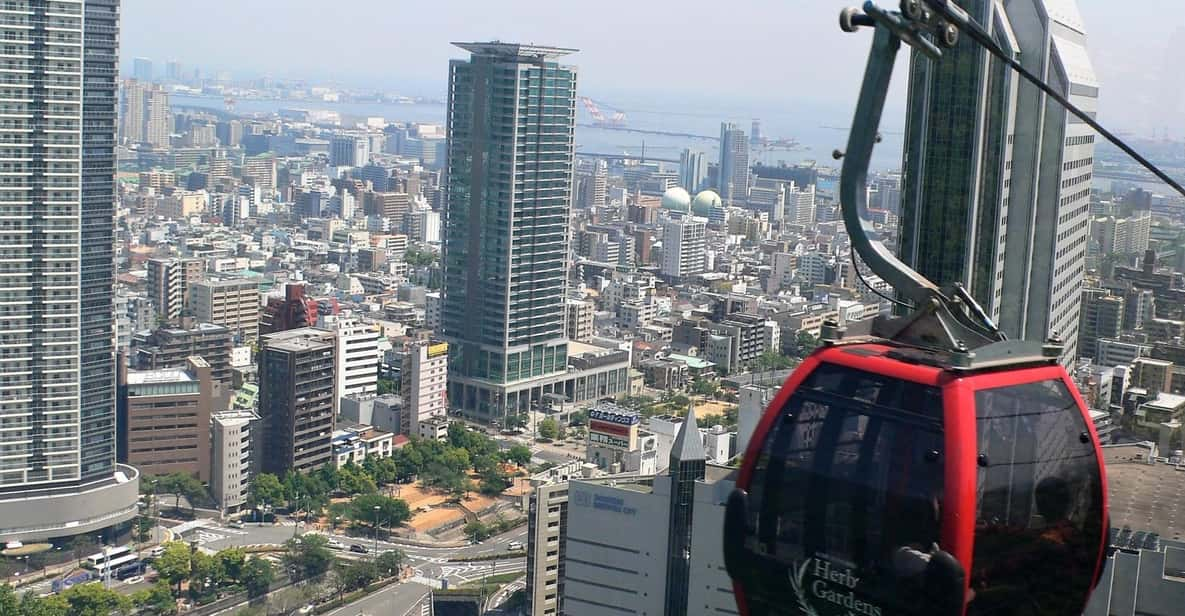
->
[349,544,368,554]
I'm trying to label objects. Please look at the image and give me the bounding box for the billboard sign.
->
[588,407,639,426]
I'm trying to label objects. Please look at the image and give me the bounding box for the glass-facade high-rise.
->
[900,0,1018,323]
[0,0,140,545]
[899,0,1096,364]
[442,42,577,423]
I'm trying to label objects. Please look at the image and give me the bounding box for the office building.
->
[526,476,575,616]
[0,0,141,546]
[118,357,213,482]
[679,148,708,192]
[323,316,381,413]
[188,276,262,343]
[1078,287,1125,361]
[262,283,328,334]
[442,42,578,423]
[120,79,172,148]
[900,0,1097,363]
[331,134,370,167]
[899,0,1017,321]
[258,328,336,475]
[147,257,205,322]
[661,216,707,281]
[242,154,277,190]
[579,160,608,210]
[402,341,449,436]
[210,409,259,513]
[134,323,234,384]
[718,122,749,204]
[786,182,817,226]
[132,56,152,81]
[563,409,737,615]
[585,402,658,475]
[565,299,594,342]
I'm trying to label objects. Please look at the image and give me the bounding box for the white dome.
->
[661,187,692,212]
[692,189,722,215]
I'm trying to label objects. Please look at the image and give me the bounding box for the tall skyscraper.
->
[900,0,1018,318]
[120,79,172,147]
[899,0,1096,362]
[442,42,577,424]
[0,0,140,546]
[678,148,707,192]
[133,56,152,81]
[718,122,749,204]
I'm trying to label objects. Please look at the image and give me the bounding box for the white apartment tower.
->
[661,216,707,281]
[402,341,449,435]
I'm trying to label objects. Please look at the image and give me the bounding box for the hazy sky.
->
[122,0,1185,135]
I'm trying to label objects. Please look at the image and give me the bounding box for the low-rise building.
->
[331,426,396,467]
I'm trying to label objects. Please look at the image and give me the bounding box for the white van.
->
[507,541,523,551]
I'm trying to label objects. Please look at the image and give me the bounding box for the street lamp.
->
[372,505,381,556]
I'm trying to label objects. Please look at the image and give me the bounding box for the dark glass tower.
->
[665,406,706,616]
[899,0,1017,322]
[441,42,577,423]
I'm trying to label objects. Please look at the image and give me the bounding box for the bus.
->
[84,546,139,576]
[114,561,146,581]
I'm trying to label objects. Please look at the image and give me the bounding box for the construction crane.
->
[579,97,627,128]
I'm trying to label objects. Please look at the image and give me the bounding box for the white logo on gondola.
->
[789,556,882,616]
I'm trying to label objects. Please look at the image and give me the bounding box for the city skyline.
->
[119,0,1185,136]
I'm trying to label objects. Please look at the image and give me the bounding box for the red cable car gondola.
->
[722,2,1120,614]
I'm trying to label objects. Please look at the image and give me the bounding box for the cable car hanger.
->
[831,0,1185,370]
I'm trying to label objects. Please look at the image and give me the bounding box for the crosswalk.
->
[192,527,248,545]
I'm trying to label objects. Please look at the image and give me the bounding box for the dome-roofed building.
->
[691,189,721,216]
[661,186,692,213]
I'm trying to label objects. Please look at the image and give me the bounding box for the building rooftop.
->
[452,41,577,60]
[126,368,194,385]
[1104,444,1185,543]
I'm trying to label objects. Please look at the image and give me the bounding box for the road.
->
[182,518,527,588]
[323,581,432,616]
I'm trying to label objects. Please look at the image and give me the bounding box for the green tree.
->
[792,331,819,358]
[756,350,794,370]
[338,465,378,495]
[241,557,274,598]
[284,533,334,579]
[247,472,284,509]
[568,410,588,426]
[479,464,511,495]
[0,584,17,616]
[375,550,405,577]
[350,493,411,527]
[537,417,560,440]
[19,591,68,616]
[154,542,192,593]
[58,582,133,616]
[188,550,222,599]
[130,581,177,615]
[156,472,205,514]
[503,444,532,466]
[135,515,154,544]
[376,377,397,395]
[334,560,378,593]
[215,547,247,584]
[690,377,718,396]
[464,521,492,543]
